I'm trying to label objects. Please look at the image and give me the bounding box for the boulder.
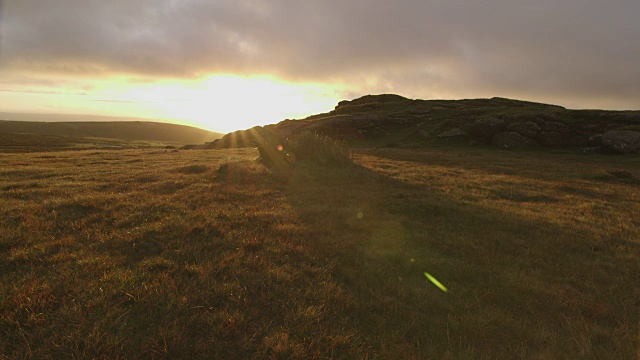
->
[540,121,570,133]
[492,132,541,149]
[274,119,312,135]
[436,128,470,141]
[565,134,590,147]
[536,131,565,147]
[506,122,540,139]
[587,134,603,146]
[335,100,350,109]
[465,117,506,138]
[602,131,640,154]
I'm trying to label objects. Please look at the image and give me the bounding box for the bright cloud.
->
[1,0,639,131]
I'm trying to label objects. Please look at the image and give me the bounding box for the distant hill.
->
[0,119,223,144]
[207,94,640,154]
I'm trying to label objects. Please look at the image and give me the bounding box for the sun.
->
[152,75,342,133]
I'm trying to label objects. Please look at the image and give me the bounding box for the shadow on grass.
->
[363,147,640,184]
[278,154,640,358]
[32,151,636,358]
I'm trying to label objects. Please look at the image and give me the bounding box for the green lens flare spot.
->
[424,272,448,292]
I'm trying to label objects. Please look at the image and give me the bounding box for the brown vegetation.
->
[1,146,638,358]
[0,120,222,145]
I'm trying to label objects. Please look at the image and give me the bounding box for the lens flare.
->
[424,272,448,292]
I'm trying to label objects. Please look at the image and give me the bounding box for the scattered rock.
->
[536,131,565,147]
[602,130,640,154]
[437,128,470,141]
[492,132,540,149]
[540,121,570,133]
[465,117,506,139]
[587,134,603,146]
[566,134,590,147]
[506,122,541,139]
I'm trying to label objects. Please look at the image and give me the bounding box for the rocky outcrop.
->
[539,121,571,133]
[533,121,572,147]
[492,132,540,149]
[587,134,603,146]
[535,131,565,147]
[437,128,470,141]
[464,117,506,139]
[602,131,640,154]
[506,122,541,139]
[335,94,410,109]
[182,94,639,155]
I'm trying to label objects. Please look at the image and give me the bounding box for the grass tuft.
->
[171,165,210,174]
[286,132,353,166]
[607,170,634,179]
[591,170,639,184]
[257,131,353,170]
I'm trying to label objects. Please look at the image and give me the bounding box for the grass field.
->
[0,120,221,145]
[0,132,186,153]
[1,146,638,359]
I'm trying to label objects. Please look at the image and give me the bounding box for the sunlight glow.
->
[120,75,343,133]
[0,74,344,134]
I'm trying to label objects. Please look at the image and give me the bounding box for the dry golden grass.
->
[1,146,638,359]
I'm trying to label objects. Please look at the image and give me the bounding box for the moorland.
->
[0,120,222,152]
[1,97,639,359]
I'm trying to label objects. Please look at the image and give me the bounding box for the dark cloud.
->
[2,0,640,108]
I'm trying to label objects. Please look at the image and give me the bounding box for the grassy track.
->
[1,147,638,358]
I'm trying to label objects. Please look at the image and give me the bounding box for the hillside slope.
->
[208,94,640,154]
[0,120,223,144]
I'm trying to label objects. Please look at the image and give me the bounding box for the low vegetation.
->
[256,131,352,170]
[0,132,183,153]
[0,120,222,145]
[284,132,352,166]
[1,146,638,358]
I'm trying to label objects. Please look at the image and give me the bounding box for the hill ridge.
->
[206,94,640,154]
[0,120,223,144]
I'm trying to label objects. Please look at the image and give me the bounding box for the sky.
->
[1,0,639,133]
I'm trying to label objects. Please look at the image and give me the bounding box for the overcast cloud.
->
[2,0,640,109]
